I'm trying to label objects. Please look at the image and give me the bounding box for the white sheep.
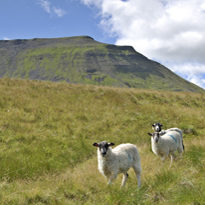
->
[152,122,185,150]
[93,141,141,188]
[148,130,184,167]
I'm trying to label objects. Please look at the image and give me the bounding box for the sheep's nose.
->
[102,152,106,156]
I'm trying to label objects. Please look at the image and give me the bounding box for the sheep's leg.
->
[169,155,173,168]
[169,153,176,168]
[133,165,141,187]
[121,173,128,188]
[107,173,117,185]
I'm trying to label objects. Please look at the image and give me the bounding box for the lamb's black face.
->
[152,122,163,132]
[93,141,115,157]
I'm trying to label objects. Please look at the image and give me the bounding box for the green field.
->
[0,78,204,204]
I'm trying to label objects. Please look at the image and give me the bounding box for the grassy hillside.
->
[0,78,204,204]
[0,36,204,92]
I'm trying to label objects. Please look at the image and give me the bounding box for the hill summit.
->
[0,36,203,92]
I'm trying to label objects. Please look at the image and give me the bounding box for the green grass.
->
[0,78,204,204]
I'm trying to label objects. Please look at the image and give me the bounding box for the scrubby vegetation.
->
[0,78,204,204]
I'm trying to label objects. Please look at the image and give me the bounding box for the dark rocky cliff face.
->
[0,36,203,92]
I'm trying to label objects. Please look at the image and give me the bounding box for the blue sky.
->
[1,0,205,89]
[0,0,115,44]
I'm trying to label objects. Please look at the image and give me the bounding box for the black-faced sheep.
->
[148,130,184,167]
[152,122,184,150]
[93,141,141,187]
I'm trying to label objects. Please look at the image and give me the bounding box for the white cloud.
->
[189,76,205,88]
[81,0,205,89]
[3,37,10,40]
[53,7,66,17]
[38,0,66,17]
[172,63,205,76]
[171,63,205,88]
[39,0,51,13]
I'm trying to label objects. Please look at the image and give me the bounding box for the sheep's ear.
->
[108,142,115,146]
[148,132,153,136]
[93,142,99,147]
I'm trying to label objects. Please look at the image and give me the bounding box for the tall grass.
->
[0,78,204,204]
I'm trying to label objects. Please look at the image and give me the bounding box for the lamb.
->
[148,130,184,167]
[93,141,141,187]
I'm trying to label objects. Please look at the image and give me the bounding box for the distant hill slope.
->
[0,36,203,92]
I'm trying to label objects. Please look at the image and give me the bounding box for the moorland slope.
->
[0,79,204,204]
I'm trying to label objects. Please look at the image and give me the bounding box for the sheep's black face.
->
[93,141,115,157]
[152,122,163,132]
[99,142,109,156]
